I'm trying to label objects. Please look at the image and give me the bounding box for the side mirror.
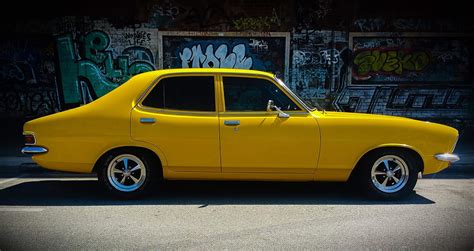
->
[266,100,290,118]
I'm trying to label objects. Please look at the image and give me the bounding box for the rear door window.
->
[142,76,215,112]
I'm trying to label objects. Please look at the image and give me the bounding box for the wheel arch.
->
[349,144,424,182]
[92,146,163,177]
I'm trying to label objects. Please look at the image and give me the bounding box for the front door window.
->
[222,77,301,112]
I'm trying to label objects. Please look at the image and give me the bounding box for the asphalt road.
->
[0,165,472,249]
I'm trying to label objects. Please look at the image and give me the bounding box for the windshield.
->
[274,76,321,111]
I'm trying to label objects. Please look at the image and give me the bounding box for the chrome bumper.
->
[434,153,460,163]
[21,146,48,154]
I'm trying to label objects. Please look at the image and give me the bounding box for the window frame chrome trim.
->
[135,73,219,114]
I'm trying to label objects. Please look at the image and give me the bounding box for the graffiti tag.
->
[179,44,253,69]
[123,31,152,46]
[353,19,386,32]
[293,49,341,66]
[249,39,268,52]
[353,49,430,77]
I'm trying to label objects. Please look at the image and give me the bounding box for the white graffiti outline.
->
[179,44,253,69]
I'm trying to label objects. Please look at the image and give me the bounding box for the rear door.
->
[131,74,221,172]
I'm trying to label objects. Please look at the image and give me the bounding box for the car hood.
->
[314,111,415,121]
[311,110,458,139]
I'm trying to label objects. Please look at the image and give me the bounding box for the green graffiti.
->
[56,31,155,104]
[233,10,280,31]
[84,30,110,64]
[353,49,430,76]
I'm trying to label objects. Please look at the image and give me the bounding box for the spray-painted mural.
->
[160,32,290,82]
[179,43,253,69]
[0,36,60,118]
[56,28,157,105]
[351,35,471,84]
[334,33,473,119]
[291,30,349,108]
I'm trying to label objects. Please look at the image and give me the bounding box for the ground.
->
[0,164,472,249]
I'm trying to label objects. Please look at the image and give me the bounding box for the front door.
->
[219,75,320,174]
[131,75,221,172]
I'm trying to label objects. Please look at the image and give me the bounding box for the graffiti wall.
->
[352,18,472,33]
[1,13,472,122]
[56,21,158,106]
[334,33,473,119]
[160,31,290,82]
[290,30,349,108]
[0,36,60,118]
[146,0,290,32]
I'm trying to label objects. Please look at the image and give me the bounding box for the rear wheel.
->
[357,149,419,199]
[97,150,158,198]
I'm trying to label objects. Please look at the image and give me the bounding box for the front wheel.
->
[358,149,419,199]
[97,150,157,198]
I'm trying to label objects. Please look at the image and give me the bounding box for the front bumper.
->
[21,146,48,154]
[434,153,460,163]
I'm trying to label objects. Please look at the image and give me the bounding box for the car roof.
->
[150,68,276,78]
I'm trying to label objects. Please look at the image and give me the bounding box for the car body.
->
[22,68,460,198]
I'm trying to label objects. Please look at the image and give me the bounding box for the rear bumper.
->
[434,153,460,163]
[21,146,48,154]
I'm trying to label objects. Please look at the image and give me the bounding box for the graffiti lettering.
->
[123,31,152,46]
[234,17,277,31]
[293,49,341,66]
[334,87,471,119]
[179,44,253,69]
[296,0,333,31]
[56,30,155,104]
[0,88,59,117]
[0,61,26,82]
[353,18,386,32]
[249,39,268,52]
[392,18,432,31]
[155,2,180,19]
[353,50,430,77]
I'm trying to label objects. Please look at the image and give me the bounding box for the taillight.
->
[24,134,36,145]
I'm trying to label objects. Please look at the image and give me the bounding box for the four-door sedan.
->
[22,69,460,199]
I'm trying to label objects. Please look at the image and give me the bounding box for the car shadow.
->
[0,179,435,206]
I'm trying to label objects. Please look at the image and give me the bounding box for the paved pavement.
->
[0,162,472,249]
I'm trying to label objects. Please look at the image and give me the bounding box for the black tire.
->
[356,149,419,199]
[97,149,159,199]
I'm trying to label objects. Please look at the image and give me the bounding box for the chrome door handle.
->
[140,118,156,123]
[224,120,240,126]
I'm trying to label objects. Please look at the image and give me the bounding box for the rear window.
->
[142,76,215,112]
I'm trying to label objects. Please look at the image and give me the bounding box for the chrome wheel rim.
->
[107,154,146,192]
[370,155,409,193]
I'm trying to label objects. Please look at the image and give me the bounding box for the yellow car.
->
[22,68,460,199]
